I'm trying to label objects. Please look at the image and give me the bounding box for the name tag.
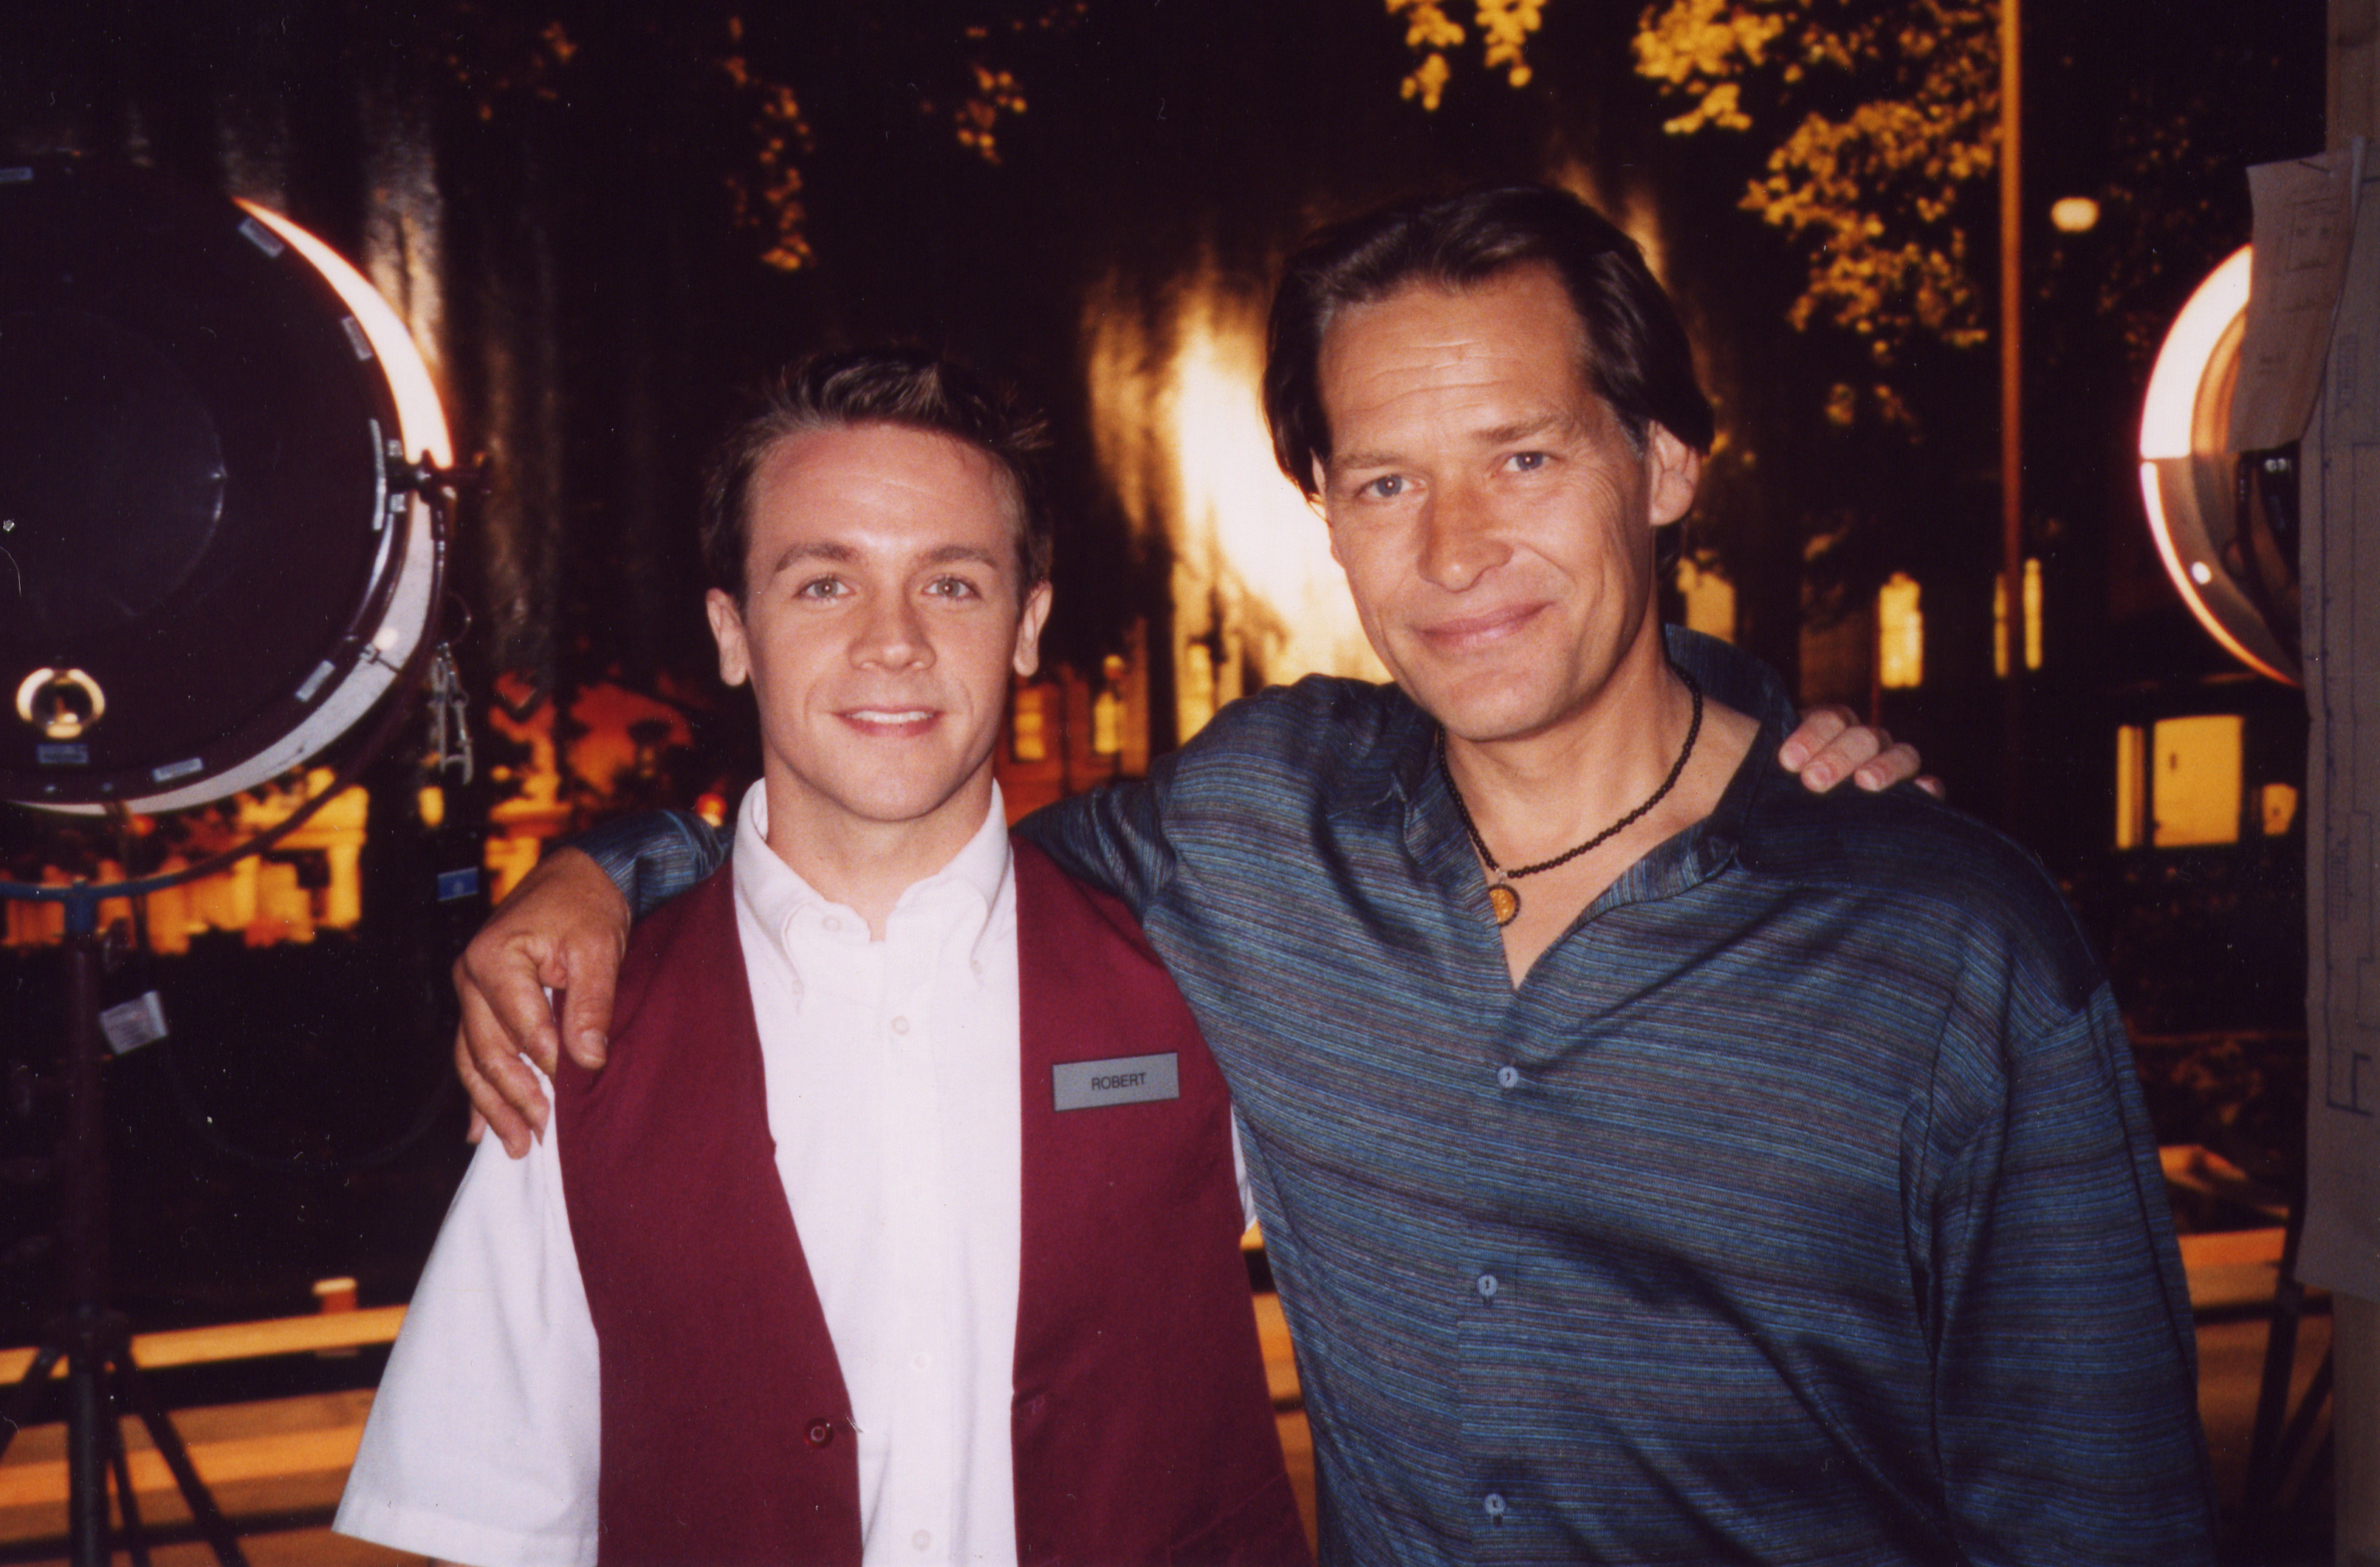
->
[1052,1052,1179,1111]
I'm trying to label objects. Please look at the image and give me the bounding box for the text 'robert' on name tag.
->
[1052,1052,1180,1111]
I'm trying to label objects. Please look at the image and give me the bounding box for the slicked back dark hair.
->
[1263,184,1715,496]
[700,346,1054,604]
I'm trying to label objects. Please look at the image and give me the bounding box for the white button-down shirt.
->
[336,783,1026,1566]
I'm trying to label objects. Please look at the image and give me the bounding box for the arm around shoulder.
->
[454,846,628,1156]
[455,810,726,1156]
[1777,704,1938,796]
[1016,772,1179,915]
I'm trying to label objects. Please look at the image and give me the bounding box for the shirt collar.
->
[731,781,1012,1000]
[1378,626,1803,905]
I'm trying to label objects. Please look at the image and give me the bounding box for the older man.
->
[459,187,2212,1563]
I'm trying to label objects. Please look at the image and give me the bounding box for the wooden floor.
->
[0,1231,2324,1564]
[0,1390,396,1566]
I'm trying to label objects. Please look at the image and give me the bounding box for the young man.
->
[459,188,2212,1563]
[337,351,1306,1566]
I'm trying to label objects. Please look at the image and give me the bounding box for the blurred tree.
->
[1633,0,1997,369]
[1627,0,2315,424]
[1385,1,1549,111]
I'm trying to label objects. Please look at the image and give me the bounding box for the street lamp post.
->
[2000,0,2025,826]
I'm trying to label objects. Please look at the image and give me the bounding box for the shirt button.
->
[970,959,984,975]
[891,1016,910,1035]
[912,1528,933,1550]
[1484,1491,1507,1520]
[806,1418,836,1447]
[910,1350,932,1371]
[1475,1272,1499,1300]
[823,915,841,932]
[1495,1065,1520,1089]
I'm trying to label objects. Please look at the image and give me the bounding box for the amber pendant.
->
[1486,882,1521,927]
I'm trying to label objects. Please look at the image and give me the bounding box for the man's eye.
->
[1359,475,1406,500]
[795,577,846,600]
[1508,451,1549,473]
[925,576,981,600]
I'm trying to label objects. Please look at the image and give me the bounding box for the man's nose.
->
[853,592,932,668]
[1417,486,1512,592]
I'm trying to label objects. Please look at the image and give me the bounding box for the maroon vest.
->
[556,840,1309,1567]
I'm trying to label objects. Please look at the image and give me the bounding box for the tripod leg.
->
[2241,1195,2311,1543]
[67,1347,106,1567]
[106,1410,151,1567]
[0,1344,64,1464]
[117,1359,248,1567]
[59,919,116,1567]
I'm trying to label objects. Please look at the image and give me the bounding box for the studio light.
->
[1,157,450,810]
[0,155,467,1567]
[2138,245,2300,685]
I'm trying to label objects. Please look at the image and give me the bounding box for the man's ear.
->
[706,589,752,688]
[1646,424,1703,529]
[1012,579,1054,678]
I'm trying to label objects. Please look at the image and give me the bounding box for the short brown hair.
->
[1263,185,1715,496]
[700,348,1054,602]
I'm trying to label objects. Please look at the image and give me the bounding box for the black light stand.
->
[0,888,250,1567]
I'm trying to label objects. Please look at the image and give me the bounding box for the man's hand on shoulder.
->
[455,847,631,1158]
[1777,705,1941,798]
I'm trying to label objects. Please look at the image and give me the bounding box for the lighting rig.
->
[0,155,467,1567]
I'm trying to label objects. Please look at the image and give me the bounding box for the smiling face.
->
[705,421,1050,866]
[1316,263,1701,748]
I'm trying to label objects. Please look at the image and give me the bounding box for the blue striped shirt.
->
[581,628,2215,1565]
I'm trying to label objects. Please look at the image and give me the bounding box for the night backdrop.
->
[0,0,2330,1340]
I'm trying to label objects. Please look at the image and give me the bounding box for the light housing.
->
[0,158,450,810]
[2138,246,2298,686]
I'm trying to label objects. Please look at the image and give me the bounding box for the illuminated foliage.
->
[434,10,582,122]
[720,17,815,272]
[1388,0,1548,111]
[429,0,1549,272]
[1633,0,1998,361]
[1477,0,1548,86]
[711,2,1087,267]
[947,3,1086,162]
[955,64,1029,163]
